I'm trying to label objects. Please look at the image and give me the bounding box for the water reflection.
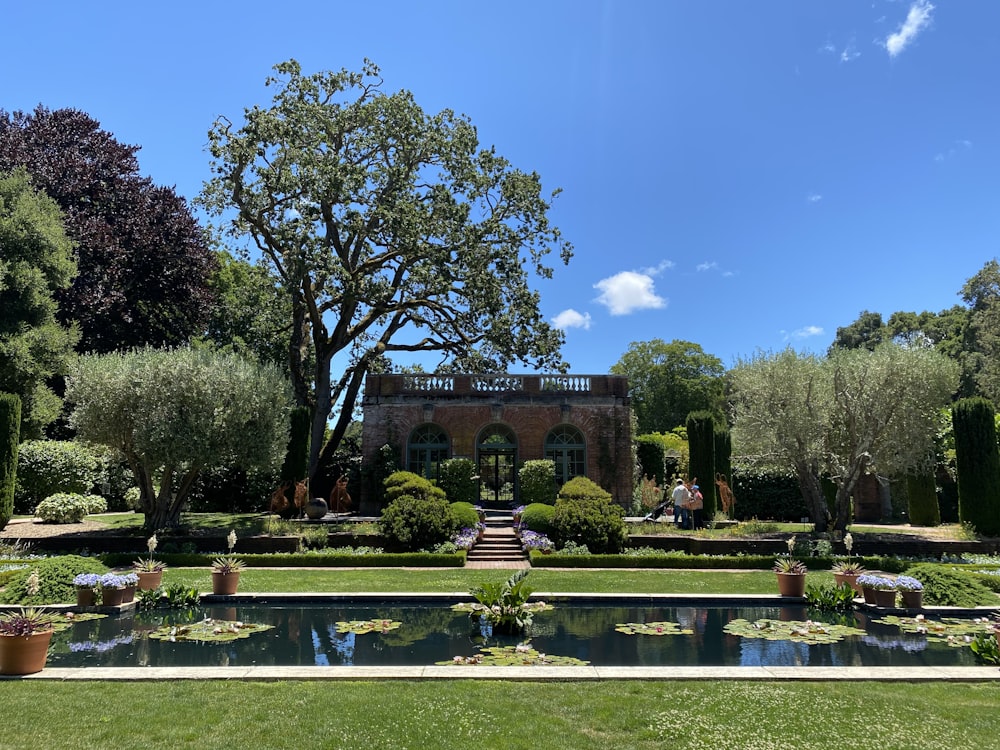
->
[44,604,981,669]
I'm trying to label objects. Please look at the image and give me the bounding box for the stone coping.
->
[8,665,1000,682]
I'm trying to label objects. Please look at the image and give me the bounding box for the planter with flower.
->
[210,556,246,594]
[857,574,896,607]
[831,561,867,594]
[831,532,865,593]
[0,607,55,675]
[73,573,102,607]
[133,534,167,590]
[894,575,923,609]
[773,536,807,597]
[773,557,808,597]
[211,530,246,595]
[120,572,139,603]
[98,573,129,606]
[520,530,555,555]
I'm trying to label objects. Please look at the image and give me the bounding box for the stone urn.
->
[305,497,328,520]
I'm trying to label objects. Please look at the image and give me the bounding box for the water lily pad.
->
[49,612,107,632]
[724,618,865,645]
[147,618,273,642]
[873,615,996,646]
[334,619,402,635]
[437,642,589,666]
[614,621,693,636]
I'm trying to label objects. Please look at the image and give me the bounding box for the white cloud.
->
[696,261,718,272]
[639,259,675,276]
[782,325,825,341]
[594,271,667,316]
[551,309,592,331]
[807,193,823,203]
[840,41,861,63]
[935,139,973,162]
[885,1,934,58]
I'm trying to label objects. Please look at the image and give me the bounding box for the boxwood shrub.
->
[520,502,555,534]
[0,554,108,605]
[35,492,107,523]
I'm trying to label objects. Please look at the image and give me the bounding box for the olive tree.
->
[731,344,958,532]
[200,59,572,482]
[66,347,291,529]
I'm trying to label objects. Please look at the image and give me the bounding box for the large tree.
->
[731,344,958,532]
[200,60,572,480]
[0,169,79,437]
[610,339,725,434]
[962,259,1000,405]
[0,106,216,353]
[66,347,291,529]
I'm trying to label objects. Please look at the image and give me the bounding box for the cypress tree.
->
[952,397,1000,536]
[0,393,22,532]
[905,470,940,527]
[686,411,716,518]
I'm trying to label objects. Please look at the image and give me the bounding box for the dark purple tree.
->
[0,106,216,352]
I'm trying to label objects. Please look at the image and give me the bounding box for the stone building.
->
[360,373,632,511]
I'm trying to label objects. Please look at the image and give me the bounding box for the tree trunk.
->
[794,460,830,532]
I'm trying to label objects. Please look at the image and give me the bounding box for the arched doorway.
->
[407,424,449,480]
[477,424,517,507]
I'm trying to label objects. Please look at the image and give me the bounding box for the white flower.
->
[147,534,158,554]
[844,533,854,553]
[227,530,238,553]
[786,536,796,554]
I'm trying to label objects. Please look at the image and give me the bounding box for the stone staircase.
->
[464,511,529,568]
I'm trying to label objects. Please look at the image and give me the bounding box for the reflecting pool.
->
[44,601,985,669]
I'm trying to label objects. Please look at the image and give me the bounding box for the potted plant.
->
[210,556,246,595]
[73,572,101,607]
[0,607,55,675]
[831,560,867,594]
[211,530,245,595]
[895,575,924,609]
[120,571,139,604]
[132,534,167,590]
[857,574,896,607]
[773,556,808,597]
[99,573,128,607]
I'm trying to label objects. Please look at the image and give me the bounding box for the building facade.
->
[360,373,632,511]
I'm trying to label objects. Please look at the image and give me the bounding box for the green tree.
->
[962,259,1000,405]
[203,250,293,370]
[610,339,724,434]
[66,347,291,529]
[686,411,716,518]
[0,168,79,437]
[952,397,1000,536]
[0,107,216,353]
[828,310,885,353]
[731,345,958,532]
[0,392,20,531]
[200,60,572,481]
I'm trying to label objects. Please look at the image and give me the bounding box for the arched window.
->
[545,425,586,487]
[407,424,449,479]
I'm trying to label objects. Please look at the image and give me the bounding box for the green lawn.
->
[161,566,814,595]
[1,680,997,749]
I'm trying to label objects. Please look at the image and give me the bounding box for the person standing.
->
[671,478,690,529]
[689,484,704,530]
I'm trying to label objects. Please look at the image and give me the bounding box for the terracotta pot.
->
[122,584,136,604]
[861,586,878,605]
[874,588,897,608]
[775,573,806,597]
[101,587,125,607]
[833,573,861,594]
[0,630,54,675]
[76,587,96,607]
[137,571,163,591]
[212,571,241,595]
[900,590,923,609]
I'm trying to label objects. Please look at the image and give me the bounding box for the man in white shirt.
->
[671,478,690,529]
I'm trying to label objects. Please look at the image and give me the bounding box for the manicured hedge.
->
[730,467,809,522]
[99,551,465,569]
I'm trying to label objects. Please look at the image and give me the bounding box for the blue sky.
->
[5,1,999,374]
